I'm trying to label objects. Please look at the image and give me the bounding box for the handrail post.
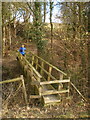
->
[58,73,63,91]
[40,61,44,76]
[37,77,41,96]
[31,69,33,80]
[31,55,34,66]
[68,77,70,97]
[48,66,52,81]
[36,58,38,70]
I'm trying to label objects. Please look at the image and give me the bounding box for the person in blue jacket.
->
[19,44,26,56]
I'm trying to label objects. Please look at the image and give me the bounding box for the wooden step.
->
[43,94,61,104]
[41,89,69,96]
[41,84,54,92]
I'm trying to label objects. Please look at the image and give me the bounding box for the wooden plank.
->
[45,99,61,104]
[68,77,70,97]
[43,94,61,104]
[31,56,34,66]
[39,86,42,96]
[40,61,44,75]
[41,90,69,95]
[21,75,28,106]
[40,79,70,85]
[58,73,63,90]
[35,58,38,70]
[0,77,21,84]
[38,77,41,96]
[41,84,55,92]
[47,66,52,81]
[60,73,63,79]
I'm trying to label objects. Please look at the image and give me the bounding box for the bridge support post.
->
[68,77,70,97]
[58,73,63,91]
[36,58,38,70]
[48,66,52,81]
[40,61,44,76]
[37,78,41,96]
[31,56,34,66]
[21,75,28,106]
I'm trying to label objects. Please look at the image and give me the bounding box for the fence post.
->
[68,77,70,97]
[58,73,63,91]
[21,75,28,106]
[31,56,34,66]
[48,66,52,81]
[37,77,41,96]
[40,61,44,76]
[36,58,38,70]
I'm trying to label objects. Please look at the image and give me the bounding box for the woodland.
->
[1,1,90,119]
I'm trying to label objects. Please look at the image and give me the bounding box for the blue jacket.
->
[19,47,26,55]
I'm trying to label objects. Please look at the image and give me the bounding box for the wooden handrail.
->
[29,51,67,76]
[18,53,42,79]
[40,79,70,85]
[0,77,22,84]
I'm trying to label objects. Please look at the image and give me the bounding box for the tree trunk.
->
[33,2,42,55]
[3,26,6,56]
[8,4,11,49]
[78,3,82,39]
[50,2,53,51]
[14,20,17,38]
[87,2,90,97]
[8,24,11,48]
[73,3,77,39]
[0,2,2,58]
[44,2,46,23]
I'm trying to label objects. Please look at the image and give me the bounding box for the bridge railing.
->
[18,52,70,96]
[27,51,67,81]
[17,52,87,102]
[17,53,42,96]
[26,51,70,92]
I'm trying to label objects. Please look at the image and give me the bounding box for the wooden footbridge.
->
[17,52,87,105]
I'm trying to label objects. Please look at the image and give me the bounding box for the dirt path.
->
[2,53,21,80]
[2,42,37,81]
